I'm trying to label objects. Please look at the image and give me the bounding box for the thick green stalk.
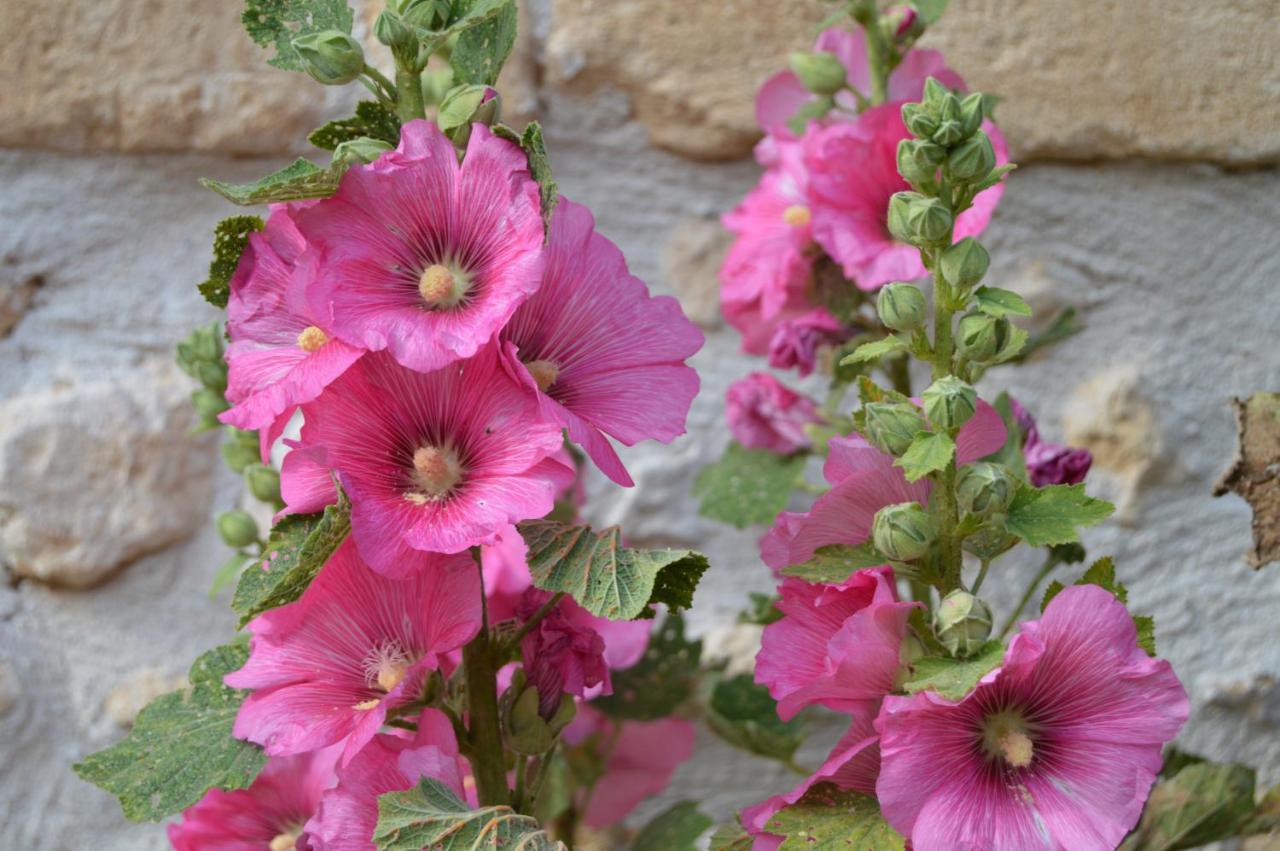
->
[863,11,890,105]
[930,261,963,591]
[464,552,509,807]
[394,59,426,123]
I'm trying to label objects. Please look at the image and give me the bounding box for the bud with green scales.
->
[863,402,928,456]
[921,376,977,431]
[939,238,990,290]
[245,463,282,504]
[332,137,394,167]
[956,311,1011,362]
[876,282,927,332]
[873,502,938,561]
[373,8,413,52]
[789,51,848,96]
[956,462,1018,516]
[291,31,365,86]
[948,131,997,181]
[934,590,993,657]
[216,510,260,549]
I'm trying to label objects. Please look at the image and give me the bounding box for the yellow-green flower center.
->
[982,710,1035,769]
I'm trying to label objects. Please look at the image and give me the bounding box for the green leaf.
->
[201,158,346,206]
[705,673,806,765]
[1160,746,1208,780]
[520,122,557,228]
[1012,306,1085,363]
[694,442,806,529]
[781,542,888,584]
[451,0,518,85]
[973,286,1032,319]
[970,162,1017,193]
[1134,615,1157,656]
[980,391,1029,479]
[242,0,355,72]
[895,430,955,482]
[856,374,913,406]
[73,644,265,821]
[709,823,755,851]
[1003,483,1114,547]
[198,216,264,308]
[374,778,565,850]
[632,802,713,851]
[594,613,701,721]
[1243,781,1280,834]
[902,640,1005,701]
[739,592,784,626]
[308,100,401,150]
[841,334,909,365]
[232,497,350,628]
[913,0,949,25]
[765,784,905,850]
[1122,762,1257,851]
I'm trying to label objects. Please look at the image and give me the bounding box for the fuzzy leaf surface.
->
[308,100,401,150]
[709,824,755,851]
[374,779,565,850]
[521,122,557,228]
[451,0,518,85]
[694,442,806,529]
[896,430,955,482]
[902,640,1005,701]
[842,334,909,365]
[765,784,905,850]
[781,543,889,584]
[974,286,1032,318]
[705,673,806,764]
[199,216,263,307]
[201,158,346,206]
[242,0,355,71]
[1003,483,1114,547]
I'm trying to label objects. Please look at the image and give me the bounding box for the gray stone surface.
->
[1,36,1279,851]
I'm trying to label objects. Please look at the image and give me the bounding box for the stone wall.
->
[2,1,1278,848]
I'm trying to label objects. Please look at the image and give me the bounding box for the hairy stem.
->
[999,551,1063,638]
[394,59,426,123]
[930,261,964,591]
[464,551,509,806]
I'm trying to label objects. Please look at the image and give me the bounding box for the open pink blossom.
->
[726,372,822,455]
[226,539,481,762]
[756,567,918,720]
[220,206,363,445]
[297,120,544,373]
[168,747,339,851]
[761,401,1006,570]
[876,584,1189,851]
[805,104,1009,290]
[1010,397,1093,487]
[742,710,881,851]
[500,198,703,487]
[286,347,572,576]
[767,308,845,376]
[563,704,697,828]
[755,28,964,137]
[304,709,472,851]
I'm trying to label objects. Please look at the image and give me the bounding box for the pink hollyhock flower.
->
[518,588,611,718]
[285,347,572,576]
[760,401,1006,571]
[756,567,918,721]
[304,709,472,851]
[767,308,845,377]
[756,28,964,137]
[1010,398,1093,487]
[563,704,696,828]
[500,198,703,487]
[168,747,339,851]
[219,206,363,449]
[726,372,822,455]
[876,584,1189,851]
[297,119,544,373]
[226,539,482,762]
[805,104,1009,290]
[742,710,881,851]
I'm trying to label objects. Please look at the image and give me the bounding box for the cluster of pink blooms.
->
[171,119,702,849]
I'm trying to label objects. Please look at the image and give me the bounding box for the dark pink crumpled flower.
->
[766,308,845,377]
[725,372,822,455]
[1010,397,1093,487]
[518,588,612,719]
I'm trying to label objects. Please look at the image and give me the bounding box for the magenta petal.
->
[279,443,338,517]
[956,399,1010,464]
[756,70,811,133]
[579,715,696,828]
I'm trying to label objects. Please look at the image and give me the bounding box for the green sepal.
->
[374,778,565,850]
[450,0,518,85]
[242,0,355,72]
[781,542,891,584]
[198,216,264,308]
[72,643,266,821]
[902,639,1005,701]
[988,323,1030,364]
[896,430,956,482]
[1011,306,1085,363]
[765,784,905,850]
[201,157,348,206]
[593,613,701,721]
[632,802,713,851]
[704,673,806,766]
[694,442,807,529]
[308,100,402,150]
[973,286,1032,319]
[1002,483,1114,547]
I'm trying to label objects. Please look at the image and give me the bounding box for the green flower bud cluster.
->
[291,30,365,86]
[876,282,927,332]
[898,79,997,201]
[374,8,414,53]
[921,376,976,431]
[175,323,229,431]
[887,191,953,247]
[873,502,938,562]
[933,590,993,657]
[863,401,927,457]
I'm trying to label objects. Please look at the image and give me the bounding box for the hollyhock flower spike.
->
[168,746,339,851]
[726,372,823,455]
[219,206,363,457]
[304,709,472,851]
[225,539,482,763]
[500,198,703,486]
[298,119,545,373]
[876,584,1189,851]
[286,347,572,576]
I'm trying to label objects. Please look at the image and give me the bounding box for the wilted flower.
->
[725,372,823,455]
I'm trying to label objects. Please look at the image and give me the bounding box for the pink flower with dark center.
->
[500,198,703,487]
[805,104,1009,290]
[304,709,472,851]
[755,28,965,137]
[766,308,845,376]
[1009,398,1093,487]
[876,584,1189,851]
[220,206,364,456]
[297,120,545,373]
[756,567,918,721]
[519,588,611,718]
[285,347,572,577]
[168,747,339,851]
[726,372,822,455]
[225,539,482,763]
[760,402,1006,571]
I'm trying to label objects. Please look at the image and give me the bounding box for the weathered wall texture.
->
[1,1,1278,848]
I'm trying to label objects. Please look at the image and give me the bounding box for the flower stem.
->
[999,550,1063,638]
[464,550,509,806]
[394,58,426,123]
[863,8,890,105]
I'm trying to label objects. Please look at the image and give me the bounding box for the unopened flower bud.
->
[886,191,921,244]
[886,5,922,39]
[374,8,413,51]
[789,50,848,96]
[963,525,1018,560]
[932,119,965,146]
[472,88,501,127]
[216,510,260,549]
[922,77,950,110]
[959,91,986,138]
[877,282,927,332]
[873,502,938,562]
[292,30,365,86]
[934,590,993,657]
[956,462,1017,516]
[956,312,1010,363]
[506,686,556,754]
[896,139,939,185]
[948,131,996,180]
[221,433,260,474]
[900,102,938,140]
[922,376,977,431]
[906,197,953,244]
[192,388,229,419]
[245,463,282,504]
[401,0,449,30]
[863,402,927,457]
[332,137,394,167]
[939,237,990,290]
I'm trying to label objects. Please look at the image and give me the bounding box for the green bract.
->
[872,502,938,561]
[291,29,365,85]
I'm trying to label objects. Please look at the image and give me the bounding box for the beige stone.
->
[546,0,1279,164]
[1214,393,1280,568]
[104,668,188,728]
[660,216,731,330]
[0,0,352,155]
[0,361,216,588]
